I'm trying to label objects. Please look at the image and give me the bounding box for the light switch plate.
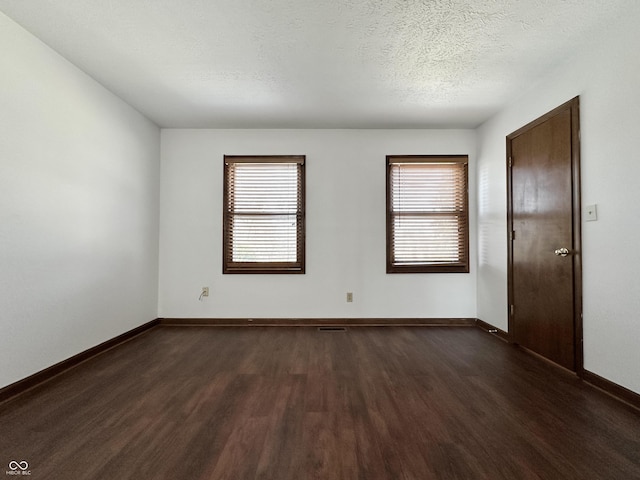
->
[585,204,598,222]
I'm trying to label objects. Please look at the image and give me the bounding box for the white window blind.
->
[387,156,469,273]
[223,156,305,274]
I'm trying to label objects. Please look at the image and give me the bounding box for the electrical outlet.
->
[346,292,353,303]
[202,287,209,297]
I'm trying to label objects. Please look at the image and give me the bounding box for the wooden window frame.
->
[386,155,469,274]
[223,155,305,274]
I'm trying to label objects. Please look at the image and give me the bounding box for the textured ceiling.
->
[0,0,633,128]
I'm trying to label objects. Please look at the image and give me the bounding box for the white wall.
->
[159,129,476,319]
[476,8,640,394]
[0,13,160,389]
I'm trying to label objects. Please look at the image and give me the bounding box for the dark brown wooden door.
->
[508,98,582,372]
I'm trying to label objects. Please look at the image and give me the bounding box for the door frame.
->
[506,96,583,374]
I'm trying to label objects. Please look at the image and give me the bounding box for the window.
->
[386,155,469,273]
[223,155,305,274]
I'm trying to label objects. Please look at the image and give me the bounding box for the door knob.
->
[554,247,570,257]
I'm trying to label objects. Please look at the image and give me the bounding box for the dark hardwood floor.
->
[1,326,639,479]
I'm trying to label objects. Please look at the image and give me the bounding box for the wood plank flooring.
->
[1,326,639,479]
